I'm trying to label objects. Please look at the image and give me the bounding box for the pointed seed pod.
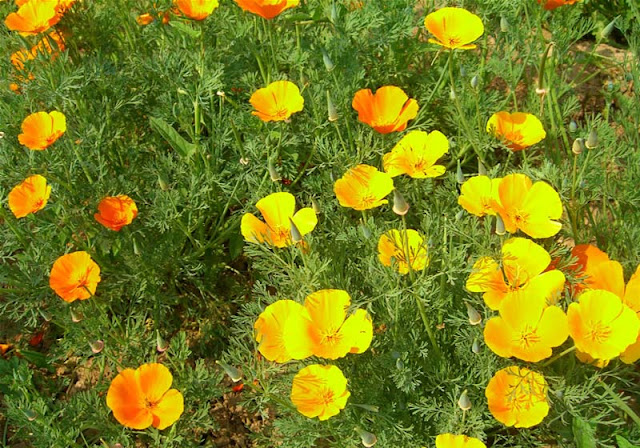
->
[458,389,472,411]
[470,75,478,89]
[392,190,409,216]
[289,217,303,243]
[311,198,321,214]
[472,339,480,354]
[601,16,618,39]
[572,138,585,155]
[71,308,83,323]
[586,129,598,149]
[455,209,465,221]
[456,160,464,184]
[478,160,487,176]
[495,214,506,235]
[355,427,377,447]
[322,49,335,72]
[216,360,242,383]
[156,332,170,353]
[268,160,281,182]
[327,91,339,122]
[465,302,482,325]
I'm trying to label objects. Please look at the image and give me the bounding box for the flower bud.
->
[156,332,170,353]
[465,302,482,325]
[24,409,37,421]
[572,138,585,155]
[330,3,338,23]
[355,427,377,447]
[311,198,320,214]
[268,160,281,182]
[472,339,480,354]
[459,65,466,77]
[569,120,578,133]
[456,160,464,184]
[322,49,335,72]
[158,173,170,191]
[500,16,509,33]
[289,217,303,243]
[360,223,371,239]
[455,209,464,221]
[39,309,52,322]
[449,86,456,100]
[0,131,5,139]
[458,389,471,411]
[477,160,487,176]
[90,340,104,354]
[586,129,598,149]
[495,214,506,235]
[470,75,478,89]
[216,360,242,383]
[601,16,618,39]
[392,190,409,216]
[70,308,83,323]
[327,91,338,122]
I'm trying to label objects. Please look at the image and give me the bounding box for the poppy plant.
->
[486,111,546,151]
[290,364,350,421]
[5,0,60,36]
[241,192,317,248]
[175,0,219,20]
[538,0,581,10]
[334,164,394,211]
[8,174,51,218]
[106,363,184,430]
[377,229,429,275]
[18,111,66,150]
[424,7,484,50]
[457,175,502,217]
[436,434,487,448]
[94,195,139,231]
[466,237,565,310]
[249,80,304,122]
[485,366,549,428]
[382,130,449,178]
[567,244,610,294]
[233,0,299,19]
[49,251,101,302]
[352,86,419,134]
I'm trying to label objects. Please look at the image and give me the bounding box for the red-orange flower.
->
[94,195,139,231]
[538,0,581,10]
[486,111,546,151]
[8,174,51,218]
[5,0,60,36]
[175,0,219,20]
[49,251,101,302]
[18,111,66,150]
[352,86,419,134]
[234,0,299,19]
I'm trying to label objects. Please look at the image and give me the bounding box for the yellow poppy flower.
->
[492,173,563,239]
[486,111,546,151]
[466,237,565,310]
[436,434,486,448]
[424,7,484,50]
[575,349,610,368]
[457,176,502,217]
[18,111,66,150]
[485,366,549,428]
[291,364,350,421]
[249,80,304,122]
[382,130,449,178]
[233,0,299,19]
[8,174,51,218]
[334,164,394,211]
[175,0,219,20]
[241,192,317,248]
[568,244,610,294]
[4,0,60,36]
[377,229,429,275]
[352,86,419,134]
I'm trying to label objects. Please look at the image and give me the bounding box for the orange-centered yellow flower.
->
[436,434,487,448]
[8,174,51,218]
[175,0,219,20]
[378,229,429,275]
[94,195,139,231]
[485,366,549,428]
[49,251,101,302]
[234,0,299,19]
[18,111,66,150]
[334,164,394,211]
[486,111,546,151]
[538,0,581,10]
[291,364,350,421]
[467,237,565,310]
[106,363,184,430]
[352,86,419,134]
[567,289,640,361]
[458,175,502,217]
[5,0,60,36]
[567,244,610,294]
[492,173,562,239]
[484,290,568,362]
[382,130,449,178]
[249,80,304,122]
[424,7,484,50]
[241,192,317,248]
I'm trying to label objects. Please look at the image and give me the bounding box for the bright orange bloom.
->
[241,192,317,248]
[538,0,581,10]
[18,111,66,150]
[567,289,640,361]
[424,7,484,50]
[567,244,610,293]
[492,173,562,239]
[94,195,139,231]
[486,112,546,151]
[377,229,429,275]
[352,86,419,134]
[234,0,299,19]
[49,251,101,303]
[137,13,154,25]
[16,0,76,13]
[485,366,549,428]
[5,0,60,36]
[249,80,304,122]
[291,364,350,421]
[304,289,373,359]
[175,0,219,20]
[484,290,568,362]
[436,434,487,448]
[457,176,502,217]
[382,130,449,178]
[0,344,10,355]
[575,349,610,368]
[8,174,51,218]
[106,363,184,430]
[334,164,394,211]
[466,237,565,310]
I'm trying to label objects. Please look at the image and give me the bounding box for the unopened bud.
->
[177,88,188,95]
[216,360,242,382]
[322,49,334,71]
[360,223,371,239]
[355,427,377,447]
[70,308,83,323]
[465,302,482,325]
[156,332,170,353]
[90,340,104,354]
[0,131,5,139]
[569,120,578,133]
[458,390,472,411]
[268,160,281,182]
[311,198,321,214]
[392,190,409,216]
[158,173,169,191]
[470,75,478,89]
[478,160,487,176]
[330,3,338,23]
[289,217,303,243]
[327,91,338,122]
[500,16,509,33]
[472,339,480,354]
[39,309,52,322]
[455,209,465,221]
[495,214,506,235]
[601,16,618,39]
[449,86,456,100]
[24,409,37,421]
[586,129,598,149]
[572,138,585,155]
[459,65,466,77]
[456,160,464,184]
[216,90,225,97]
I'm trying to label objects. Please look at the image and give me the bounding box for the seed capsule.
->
[572,138,585,155]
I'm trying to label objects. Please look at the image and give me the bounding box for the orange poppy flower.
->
[94,195,139,231]
[538,0,581,10]
[15,0,76,13]
[0,344,10,355]
[382,130,449,178]
[567,289,640,361]
[49,251,101,302]
[491,173,562,239]
[18,111,66,150]
[254,299,315,363]
[233,0,299,19]
[484,290,568,362]
[303,289,373,359]
[352,86,419,134]
[466,237,565,310]
[377,229,429,275]
[424,7,484,50]
[575,349,610,368]
[485,366,549,428]
[457,175,502,217]
[291,364,350,421]
[486,112,546,151]
[436,434,486,448]
[106,363,184,430]
[8,174,51,219]
[137,13,154,25]
[241,192,317,248]
[567,244,610,293]
[175,0,219,20]
[334,164,394,211]
[5,0,60,36]
[249,80,304,122]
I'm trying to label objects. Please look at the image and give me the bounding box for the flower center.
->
[321,389,335,405]
[587,321,611,343]
[360,195,377,208]
[518,327,540,348]
[320,330,342,346]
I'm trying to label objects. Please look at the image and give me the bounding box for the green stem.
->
[598,378,640,430]
[541,345,575,367]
